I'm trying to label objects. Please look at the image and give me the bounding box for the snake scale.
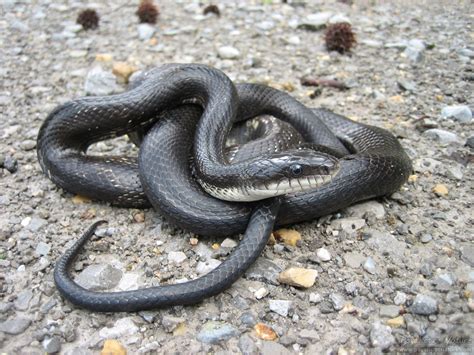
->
[37,64,412,312]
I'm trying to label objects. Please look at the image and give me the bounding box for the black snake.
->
[37,64,412,312]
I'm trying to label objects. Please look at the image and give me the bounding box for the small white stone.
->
[316,248,331,262]
[21,216,31,227]
[217,46,240,59]
[309,293,322,304]
[221,238,238,249]
[363,257,376,274]
[168,251,187,265]
[394,291,407,305]
[196,259,221,275]
[254,287,269,300]
[137,23,155,40]
[286,35,300,45]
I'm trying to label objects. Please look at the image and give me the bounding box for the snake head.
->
[242,149,339,201]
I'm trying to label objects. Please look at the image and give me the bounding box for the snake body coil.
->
[37,64,412,311]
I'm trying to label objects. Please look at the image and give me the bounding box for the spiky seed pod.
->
[76,9,100,30]
[324,22,356,54]
[136,0,160,24]
[203,4,220,17]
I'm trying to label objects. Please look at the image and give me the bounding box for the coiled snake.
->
[37,64,412,312]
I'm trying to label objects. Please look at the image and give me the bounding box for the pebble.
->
[309,293,322,304]
[35,241,51,256]
[257,21,275,31]
[446,164,463,180]
[460,242,474,266]
[379,305,400,318]
[423,129,464,145]
[14,289,33,311]
[343,252,365,268]
[346,200,385,219]
[196,259,221,275]
[441,105,472,123]
[0,317,31,335]
[467,136,474,149]
[397,79,416,92]
[370,321,395,350]
[117,272,142,291]
[273,229,301,246]
[26,217,47,232]
[420,234,433,243]
[329,13,351,24]
[404,38,426,63]
[259,341,291,355]
[269,299,292,317]
[246,258,282,285]
[239,334,258,354]
[298,12,332,31]
[285,35,300,45]
[196,321,239,344]
[168,251,187,264]
[3,155,18,173]
[101,340,126,355]
[217,46,240,59]
[161,315,185,333]
[365,229,405,258]
[240,312,256,327]
[316,248,331,261]
[363,257,376,274]
[254,323,278,341]
[138,310,158,323]
[43,337,61,354]
[137,23,155,40]
[394,291,407,305]
[410,294,438,315]
[386,316,405,328]
[75,264,123,291]
[112,62,137,84]
[20,139,36,151]
[254,287,269,300]
[220,238,238,249]
[329,293,346,311]
[278,267,318,288]
[331,217,366,234]
[99,317,139,339]
[432,184,448,197]
[84,66,119,96]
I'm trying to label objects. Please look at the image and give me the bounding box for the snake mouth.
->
[251,173,335,199]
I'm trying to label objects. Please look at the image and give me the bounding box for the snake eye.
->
[290,164,303,177]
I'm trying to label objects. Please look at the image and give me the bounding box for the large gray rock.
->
[441,105,472,123]
[14,289,33,311]
[75,264,122,291]
[0,317,31,335]
[411,294,438,315]
[423,129,465,145]
[84,66,119,96]
[370,321,395,350]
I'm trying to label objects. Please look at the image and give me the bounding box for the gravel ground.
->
[1,0,473,354]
